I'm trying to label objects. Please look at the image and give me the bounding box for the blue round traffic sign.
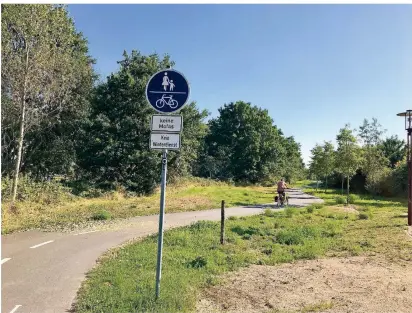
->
[145,69,190,113]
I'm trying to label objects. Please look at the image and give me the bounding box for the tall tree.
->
[309,144,323,190]
[361,146,389,195]
[203,101,296,184]
[358,117,386,146]
[379,135,406,169]
[78,50,208,194]
[321,141,335,192]
[335,124,363,202]
[282,136,305,184]
[358,118,389,195]
[1,4,94,202]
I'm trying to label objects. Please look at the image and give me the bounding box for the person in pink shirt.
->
[276,178,288,205]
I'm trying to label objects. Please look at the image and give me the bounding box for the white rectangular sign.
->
[151,115,182,132]
[150,133,181,150]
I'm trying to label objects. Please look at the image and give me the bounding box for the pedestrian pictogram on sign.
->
[146,69,190,114]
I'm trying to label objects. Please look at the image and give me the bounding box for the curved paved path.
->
[1,189,322,313]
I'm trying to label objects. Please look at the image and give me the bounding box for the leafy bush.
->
[335,196,346,205]
[348,194,359,204]
[391,160,408,196]
[242,234,252,240]
[358,213,369,220]
[285,207,297,218]
[1,176,74,204]
[91,210,111,221]
[264,209,275,217]
[312,203,324,210]
[358,209,373,220]
[365,167,393,197]
[306,206,314,213]
[187,256,207,269]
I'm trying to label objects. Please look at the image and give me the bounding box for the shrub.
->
[365,167,393,197]
[187,256,207,269]
[264,209,275,217]
[228,216,238,221]
[335,196,346,205]
[312,203,324,210]
[358,212,369,220]
[242,234,252,240]
[306,206,314,213]
[91,210,111,221]
[285,207,297,218]
[1,176,74,204]
[348,194,359,204]
[276,230,303,245]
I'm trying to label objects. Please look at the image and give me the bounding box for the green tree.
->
[203,101,295,184]
[361,146,389,195]
[357,117,390,195]
[335,124,363,202]
[321,141,335,191]
[358,117,386,146]
[1,4,94,202]
[282,136,305,184]
[78,50,208,194]
[309,144,324,191]
[379,135,406,168]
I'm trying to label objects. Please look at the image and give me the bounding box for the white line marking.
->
[1,258,11,265]
[9,305,22,313]
[30,240,54,249]
[74,230,99,236]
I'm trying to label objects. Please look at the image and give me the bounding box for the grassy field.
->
[1,179,276,234]
[73,187,412,313]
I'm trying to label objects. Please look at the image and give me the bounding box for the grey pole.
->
[155,149,168,299]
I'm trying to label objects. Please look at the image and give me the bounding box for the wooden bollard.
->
[220,200,225,245]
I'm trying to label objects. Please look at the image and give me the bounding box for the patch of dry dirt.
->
[329,205,359,214]
[197,257,412,313]
[407,226,412,239]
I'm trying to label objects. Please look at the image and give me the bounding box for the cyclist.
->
[276,178,288,205]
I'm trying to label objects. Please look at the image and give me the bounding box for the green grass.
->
[74,211,340,313]
[73,186,412,313]
[2,179,277,234]
[91,210,111,221]
[301,301,334,312]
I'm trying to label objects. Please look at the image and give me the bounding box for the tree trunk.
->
[11,47,30,204]
[325,176,328,193]
[11,101,26,203]
[341,176,344,195]
[346,175,350,205]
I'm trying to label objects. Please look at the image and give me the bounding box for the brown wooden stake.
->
[220,200,225,244]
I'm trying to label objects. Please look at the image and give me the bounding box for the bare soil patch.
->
[407,226,412,239]
[197,256,412,313]
[329,205,359,214]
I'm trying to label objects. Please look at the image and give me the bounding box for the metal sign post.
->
[155,149,167,299]
[146,68,190,300]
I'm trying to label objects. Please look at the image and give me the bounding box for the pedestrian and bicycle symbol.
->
[146,69,190,113]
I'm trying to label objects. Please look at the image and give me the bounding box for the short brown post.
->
[220,200,225,244]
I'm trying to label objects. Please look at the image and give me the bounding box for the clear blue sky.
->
[68,4,412,165]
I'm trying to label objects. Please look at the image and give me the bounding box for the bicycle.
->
[275,189,289,207]
[155,94,179,109]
